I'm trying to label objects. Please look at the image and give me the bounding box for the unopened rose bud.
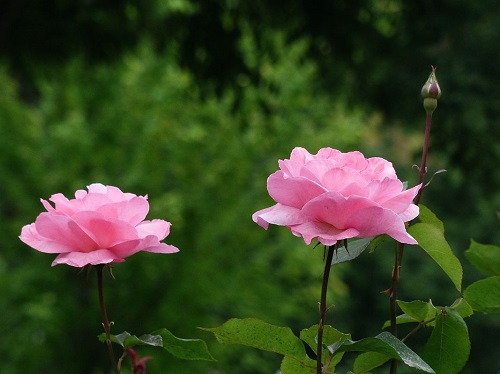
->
[421,66,441,113]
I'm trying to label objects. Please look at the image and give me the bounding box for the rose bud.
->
[421,66,441,113]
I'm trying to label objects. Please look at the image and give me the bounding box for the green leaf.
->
[418,205,444,233]
[154,328,216,361]
[300,324,350,368]
[353,351,391,373]
[397,300,437,323]
[368,234,389,253]
[202,318,306,362]
[382,314,420,330]
[97,331,163,349]
[408,223,463,291]
[449,298,474,318]
[420,308,470,374]
[331,237,373,264]
[337,332,435,373]
[280,356,317,374]
[98,329,215,361]
[464,240,500,277]
[464,276,500,313]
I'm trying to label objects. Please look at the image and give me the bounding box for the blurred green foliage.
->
[1,0,499,373]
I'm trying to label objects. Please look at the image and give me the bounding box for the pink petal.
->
[136,219,171,240]
[71,211,138,248]
[80,192,114,211]
[343,205,417,244]
[380,184,421,216]
[252,207,273,229]
[108,239,142,257]
[51,249,124,267]
[302,192,374,229]
[252,204,305,227]
[316,147,342,159]
[86,183,108,194]
[298,159,338,184]
[34,213,98,252]
[96,197,149,225]
[363,157,397,180]
[140,238,179,254]
[99,185,136,202]
[267,171,327,209]
[289,147,314,163]
[333,151,367,169]
[107,236,179,258]
[289,221,359,245]
[278,159,305,178]
[20,223,76,254]
[49,193,84,215]
[320,167,368,194]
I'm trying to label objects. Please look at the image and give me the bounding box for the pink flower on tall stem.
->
[252,147,421,246]
[20,183,179,267]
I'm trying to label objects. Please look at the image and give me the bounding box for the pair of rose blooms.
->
[20,147,420,267]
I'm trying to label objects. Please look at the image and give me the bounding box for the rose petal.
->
[289,221,359,245]
[343,205,417,244]
[320,167,368,194]
[71,211,138,248]
[145,243,179,253]
[364,157,397,180]
[253,204,305,227]
[380,184,421,216]
[33,213,98,252]
[289,147,314,163]
[51,249,125,267]
[136,219,171,240]
[20,223,75,254]
[96,197,150,225]
[278,159,304,178]
[267,171,327,209]
[302,192,374,229]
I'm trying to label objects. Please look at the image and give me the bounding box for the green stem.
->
[97,265,119,374]
[414,112,433,205]
[317,244,336,374]
[389,111,433,374]
[401,317,436,343]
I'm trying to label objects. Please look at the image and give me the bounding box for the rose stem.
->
[97,265,119,374]
[389,111,433,374]
[414,111,433,205]
[317,244,337,374]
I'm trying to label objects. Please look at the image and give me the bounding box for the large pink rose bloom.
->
[20,183,179,267]
[252,147,421,246]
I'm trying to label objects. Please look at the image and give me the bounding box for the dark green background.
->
[1,1,499,372]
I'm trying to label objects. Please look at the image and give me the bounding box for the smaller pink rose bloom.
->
[20,183,179,267]
[252,147,421,246]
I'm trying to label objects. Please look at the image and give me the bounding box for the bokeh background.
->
[1,1,499,373]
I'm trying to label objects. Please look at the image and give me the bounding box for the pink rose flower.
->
[20,183,179,267]
[252,147,421,246]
